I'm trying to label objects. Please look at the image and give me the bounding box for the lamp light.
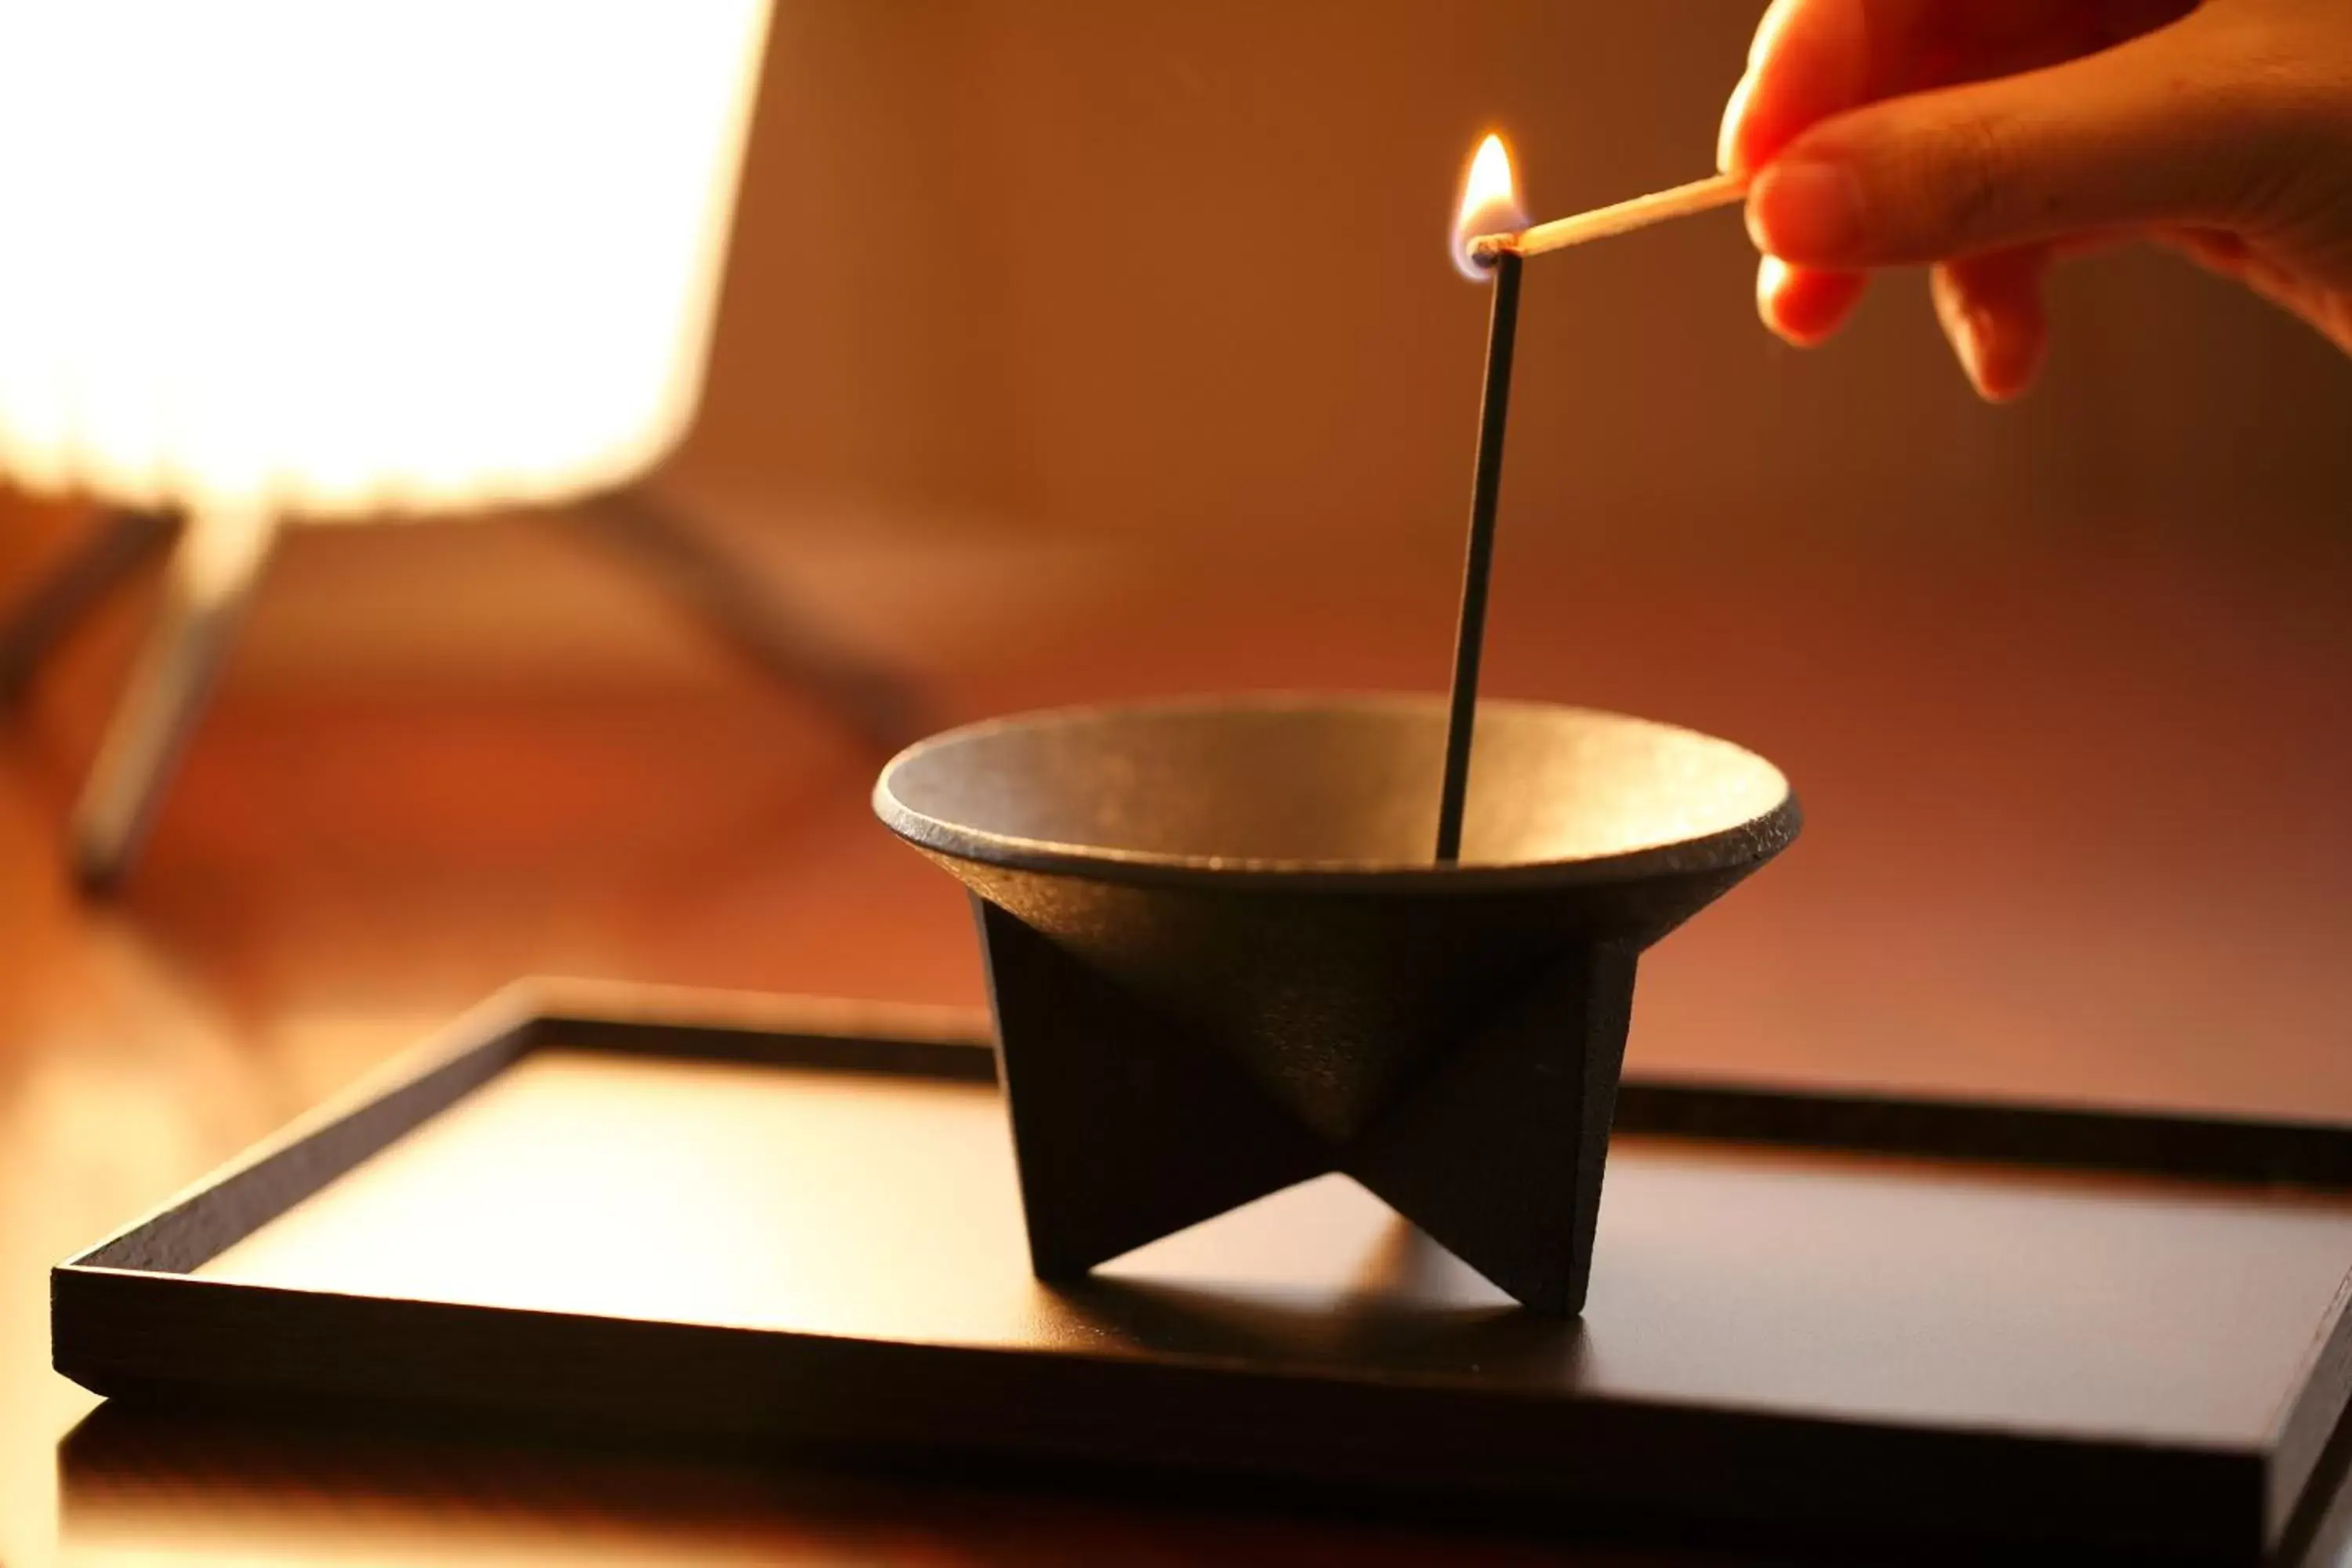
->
[0,0,774,881]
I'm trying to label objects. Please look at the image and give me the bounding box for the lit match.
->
[1470,170,1748,267]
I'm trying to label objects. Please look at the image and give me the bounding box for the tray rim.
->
[52,976,2352,1560]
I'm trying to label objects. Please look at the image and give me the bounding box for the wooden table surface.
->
[5,506,2352,1566]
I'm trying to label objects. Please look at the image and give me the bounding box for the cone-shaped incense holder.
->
[874,694,1798,1315]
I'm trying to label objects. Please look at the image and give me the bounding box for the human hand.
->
[1719,0,2352,399]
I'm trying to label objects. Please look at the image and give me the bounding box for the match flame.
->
[1450,132,1526,281]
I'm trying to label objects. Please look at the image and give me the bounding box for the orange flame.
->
[1450,133,1526,281]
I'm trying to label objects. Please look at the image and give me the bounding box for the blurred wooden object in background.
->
[0,492,920,889]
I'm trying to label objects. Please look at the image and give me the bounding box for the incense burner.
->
[874,693,1797,1315]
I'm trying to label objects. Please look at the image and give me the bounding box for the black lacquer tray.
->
[52,982,2352,1563]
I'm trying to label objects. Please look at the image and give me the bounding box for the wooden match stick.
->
[1472,170,1748,264]
[1434,248,1522,864]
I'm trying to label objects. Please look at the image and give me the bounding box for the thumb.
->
[1747,16,2296,269]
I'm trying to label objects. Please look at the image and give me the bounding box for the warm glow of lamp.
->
[0,1,771,521]
[0,2,775,887]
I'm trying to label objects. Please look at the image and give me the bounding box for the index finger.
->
[1716,0,2065,174]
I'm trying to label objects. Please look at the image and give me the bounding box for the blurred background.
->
[4,2,2351,1563]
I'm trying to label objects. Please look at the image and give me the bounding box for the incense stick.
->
[1434,248,1522,864]
[1472,171,1747,265]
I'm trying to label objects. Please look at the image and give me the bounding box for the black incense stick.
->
[1435,248,1522,862]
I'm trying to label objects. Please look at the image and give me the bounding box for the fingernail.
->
[1952,307,1991,393]
[1748,158,1864,263]
[1755,256,1805,346]
[1963,308,2040,403]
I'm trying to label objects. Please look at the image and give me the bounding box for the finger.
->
[1719,0,2088,175]
[1746,10,2270,270]
[1758,256,1870,345]
[2049,227,2140,261]
[2098,0,2201,49]
[1929,245,2053,401]
[2155,223,2253,277]
[2148,227,2352,355]
[1720,0,1871,175]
